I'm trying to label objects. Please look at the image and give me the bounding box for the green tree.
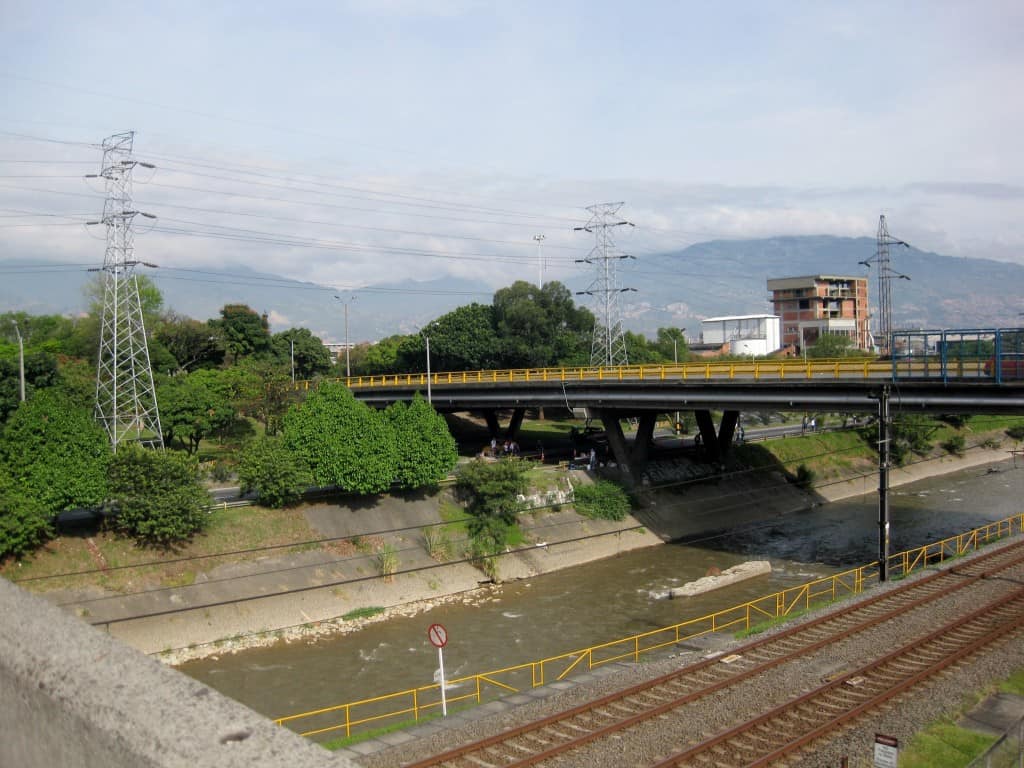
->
[283,383,398,494]
[385,395,458,489]
[157,371,240,454]
[154,312,224,373]
[652,327,690,363]
[493,281,593,368]
[455,458,529,552]
[622,331,660,364]
[0,350,59,423]
[234,358,291,436]
[237,436,311,508]
[399,304,499,372]
[809,334,856,359]
[272,327,332,379]
[211,304,271,364]
[359,334,404,375]
[0,473,52,560]
[0,390,110,516]
[107,446,209,547]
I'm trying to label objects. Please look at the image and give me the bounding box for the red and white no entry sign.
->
[427,623,448,648]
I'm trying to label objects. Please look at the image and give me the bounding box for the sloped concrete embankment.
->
[87,478,660,664]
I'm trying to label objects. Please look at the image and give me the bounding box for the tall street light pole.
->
[413,322,437,404]
[533,233,546,288]
[334,295,357,378]
[424,333,432,404]
[12,320,25,402]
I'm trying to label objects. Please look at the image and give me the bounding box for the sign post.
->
[874,733,898,768]
[427,623,449,717]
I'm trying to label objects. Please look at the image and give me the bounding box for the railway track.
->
[395,539,1024,768]
[657,586,1024,767]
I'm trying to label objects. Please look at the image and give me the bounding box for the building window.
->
[798,299,810,310]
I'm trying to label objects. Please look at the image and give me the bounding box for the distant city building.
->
[324,342,355,363]
[766,275,870,351]
[700,314,781,357]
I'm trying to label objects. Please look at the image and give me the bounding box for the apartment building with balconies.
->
[767,275,870,352]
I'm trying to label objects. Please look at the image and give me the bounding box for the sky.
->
[2,0,1023,331]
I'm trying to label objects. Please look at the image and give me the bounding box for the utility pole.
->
[290,338,295,383]
[533,234,546,288]
[860,215,910,356]
[87,131,163,451]
[424,333,432,404]
[12,319,25,402]
[334,294,357,378]
[574,202,636,367]
[877,385,892,582]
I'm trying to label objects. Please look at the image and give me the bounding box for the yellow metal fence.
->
[286,357,991,393]
[275,512,1024,741]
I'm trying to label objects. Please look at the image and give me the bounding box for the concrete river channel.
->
[179,459,1024,732]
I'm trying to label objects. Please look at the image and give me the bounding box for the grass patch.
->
[322,702,473,750]
[422,526,453,562]
[733,607,811,639]
[3,505,318,594]
[341,606,384,621]
[1000,667,1024,695]
[899,722,997,768]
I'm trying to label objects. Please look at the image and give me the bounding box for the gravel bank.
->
[357,537,1024,768]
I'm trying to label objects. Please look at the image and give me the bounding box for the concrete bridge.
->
[299,357,1024,481]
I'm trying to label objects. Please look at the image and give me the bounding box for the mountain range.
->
[3,236,1022,344]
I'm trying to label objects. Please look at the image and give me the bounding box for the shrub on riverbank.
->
[573,480,631,521]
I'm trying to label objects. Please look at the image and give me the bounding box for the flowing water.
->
[179,459,1024,725]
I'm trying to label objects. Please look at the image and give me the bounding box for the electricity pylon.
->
[859,214,910,355]
[89,131,163,450]
[574,202,636,367]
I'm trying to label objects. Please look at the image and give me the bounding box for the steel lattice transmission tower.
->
[574,202,636,367]
[89,131,163,450]
[859,214,910,355]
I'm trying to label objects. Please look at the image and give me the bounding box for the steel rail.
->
[657,587,1024,767]
[395,540,1024,768]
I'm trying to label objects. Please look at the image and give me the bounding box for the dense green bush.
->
[794,464,816,490]
[108,446,210,548]
[941,434,966,456]
[283,383,398,495]
[0,476,51,560]
[456,458,529,561]
[237,436,311,508]
[573,480,631,521]
[1007,425,1024,441]
[385,394,458,490]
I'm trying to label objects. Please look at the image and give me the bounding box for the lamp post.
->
[334,295,357,378]
[12,320,25,402]
[413,322,438,404]
[533,233,546,288]
[424,333,432,404]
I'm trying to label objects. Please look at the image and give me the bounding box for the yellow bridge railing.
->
[285,357,992,393]
[274,512,1024,741]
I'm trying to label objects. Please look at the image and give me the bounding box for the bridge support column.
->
[693,409,739,462]
[482,410,500,439]
[632,413,657,473]
[590,410,659,486]
[479,408,527,442]
[507,408,526,438]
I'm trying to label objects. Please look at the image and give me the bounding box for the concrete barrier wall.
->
[0,578,353,768]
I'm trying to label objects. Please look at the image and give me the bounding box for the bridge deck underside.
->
[353,381,1024,416]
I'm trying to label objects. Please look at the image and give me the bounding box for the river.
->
[178,458,1024,727]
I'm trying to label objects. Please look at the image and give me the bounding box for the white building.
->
[700,314,781,356]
